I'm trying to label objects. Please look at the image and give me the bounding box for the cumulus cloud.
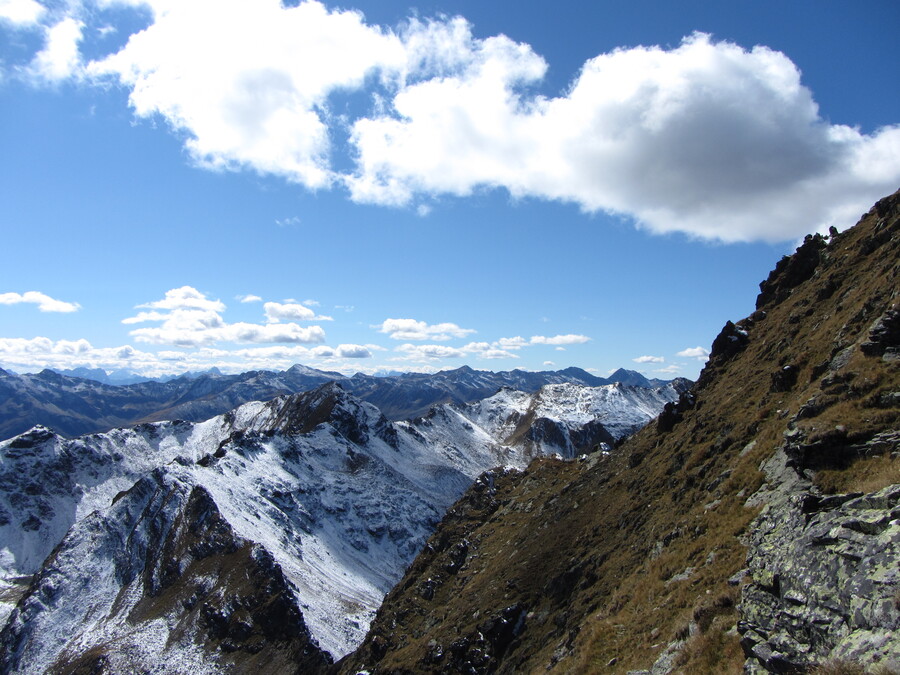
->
[677,346,710,360]
[0,291,81,312]
[0,0,44,25]
[237,294,262,303]
[28,17,84,82]
[138,286,226,313]
[377,318,476,341]
[633,355,664,364]
[10,3,897,242]
[530,334,590,346]
[87,0,406,188]
[655,364,683,375]
[264,301,332,323]
[395,343,466,360]
[462,342,519,360]
[0,336,180,375]
[349,30,900,242]
[496,336,529,350]
[334,344,372,359]
[123,286,327,346]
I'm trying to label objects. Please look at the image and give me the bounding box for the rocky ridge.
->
[338,191,900,673]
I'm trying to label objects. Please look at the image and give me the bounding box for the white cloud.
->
[0,336,379,377]
[138,286,226,313]
[394,343,465,360]
[334,344,372,359]
[633,355,664,364]
[263,301,332,323]
[237,294,262,303]
[530,334,590,346]
[677,346,710,360]
[543,360,555,367]
[0,291,81,313]
[0,0,44,25]
[479,349,518,360]
[655,364,683,375]
[496,336,528,350]
[123,286,327,346]
[0,337,164,374]
[377,318,476,341]
[87,0,407,189]
[348,30,900,242]
[11,4,896,243]
[127,317,327,347]
[347,25,548,205]
[461,342,518,360]
[28,17,84,82]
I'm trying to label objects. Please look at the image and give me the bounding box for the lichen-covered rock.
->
[739,483,900,672]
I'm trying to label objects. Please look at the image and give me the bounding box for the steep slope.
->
[338,191,900,674]
[0,379,677,669]
[0,468,330,674]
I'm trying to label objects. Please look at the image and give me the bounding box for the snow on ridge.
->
[0,380,680,664]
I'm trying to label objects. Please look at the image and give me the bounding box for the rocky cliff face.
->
[338,191,900,674]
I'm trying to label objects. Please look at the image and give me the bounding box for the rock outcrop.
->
[741,481,900,672]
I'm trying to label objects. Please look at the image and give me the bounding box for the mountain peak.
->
[606,367,652,387]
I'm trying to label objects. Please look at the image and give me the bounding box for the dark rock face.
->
[709,320,750,361]
[740,482,900,672]
[861,305,900,358]
[0,469,331,674]
[756,233,827,310]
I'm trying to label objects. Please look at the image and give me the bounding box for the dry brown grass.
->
[816,452,900,494]
[673,627,743,674]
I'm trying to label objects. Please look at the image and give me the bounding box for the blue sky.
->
[1,0,899,380]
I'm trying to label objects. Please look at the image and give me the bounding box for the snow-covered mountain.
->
[0,380,681,670]
[0,364,682,440]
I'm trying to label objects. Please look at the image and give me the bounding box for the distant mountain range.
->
[0,364,682,440]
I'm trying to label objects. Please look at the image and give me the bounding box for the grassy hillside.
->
[337,190,900,674]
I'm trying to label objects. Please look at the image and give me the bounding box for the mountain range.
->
[0,376,684,671]
[1,190,897,673]
[0,363,675,441]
